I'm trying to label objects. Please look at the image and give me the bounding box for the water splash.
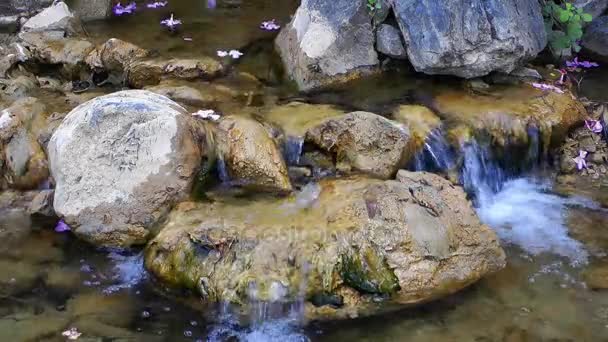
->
[103,251,146,293]
[411,128,456,173]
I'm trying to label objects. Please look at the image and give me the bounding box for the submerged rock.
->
[86,38,149,74]
[275,0,379,91]
[48,90,205,247]
[70,0,112,22]
[145,171,505,318]
[127,57,223,88]
[391,0,546,78]
[146,82,214,107]
[305,111,414,179]
[215,115,292,193]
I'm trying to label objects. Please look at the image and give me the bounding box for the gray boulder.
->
[573,0,608,18]
[392,0,547,78]
[48,90,205,247]
[583,15,608,59]
[376,24,407,59]
[275,0,379,91]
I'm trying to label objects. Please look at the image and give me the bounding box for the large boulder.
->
[215,116,292,193]
[145,171,505,318]
[376,24,407,60]
[19,31,94,75]
[85,38,149,74]
[275,0,379,91]
[305,111,414,179]
[583,15,608,59]
[48,90,205,247]
[127,57,223,88]
[391,0,547,78]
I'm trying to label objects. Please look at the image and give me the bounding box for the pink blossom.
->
[531,82,564,94]
[161,13,182,29]
[260,19,281,31]
[585,119,603,134]
[573,150,588,170]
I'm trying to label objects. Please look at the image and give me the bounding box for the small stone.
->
[184,330,193,337]
[141,310,151,318]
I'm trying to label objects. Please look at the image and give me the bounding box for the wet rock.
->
[127,57,224,88]
[391,0,546,78]
[376,24,407,60]
[146,82,214,107]
[0,208,32,249]
[86,38,149,74]
[573,0,608,18]
[21,1,83,36]
[1,97,49,190]
[0,74,38,101]
[305,111,413,179]
[215,116,292,193]
[433,85,587,147]
[19,31,94,74]
[28,189,54,216]
[583,16,608,59]
[70,0,112,22]
[145,171,505,318]
[48,90,205,247]
[275,0,379,91]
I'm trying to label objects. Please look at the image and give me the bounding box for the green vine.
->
[542,1,593,54]
[367,0,381,13]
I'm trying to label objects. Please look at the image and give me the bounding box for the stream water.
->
[1,0,608,341]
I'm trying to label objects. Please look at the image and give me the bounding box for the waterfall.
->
[285,136,304,166]
[412,127,591,265]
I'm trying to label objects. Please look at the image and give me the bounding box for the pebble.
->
[184,330,193,337]
[190,320,198,326]
[141,310,151,318]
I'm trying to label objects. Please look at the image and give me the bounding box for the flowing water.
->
[2,0,608,341]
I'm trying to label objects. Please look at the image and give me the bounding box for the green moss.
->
[340,247,400,295]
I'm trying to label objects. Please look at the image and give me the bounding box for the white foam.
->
[103,251,146,293]
[477,178,590,266]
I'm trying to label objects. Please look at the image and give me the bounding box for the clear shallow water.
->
[2,0,608,340]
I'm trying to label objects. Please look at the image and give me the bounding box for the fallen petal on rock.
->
[55,219,71,233]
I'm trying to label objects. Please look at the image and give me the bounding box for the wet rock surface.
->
[583,15,608,60]
[215,115,292,193]
[48,90,204,247]
[145,171,505,318]
[376,24,407,60]
[305,111,414,179]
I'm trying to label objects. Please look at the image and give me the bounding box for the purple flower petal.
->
[161,13,182,29]
[55,219,71,233]
[585,119,603,133]
[531,82,564,94]
[146,1,168,9]
[113,2,137,16]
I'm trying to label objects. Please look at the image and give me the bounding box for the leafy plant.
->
[542,1,593,54]
[367,0,381,12]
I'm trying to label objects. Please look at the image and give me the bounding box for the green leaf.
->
[566,3,573,10]
[582,13,593,22]
[573,43,582,53]
[558,10,570,22]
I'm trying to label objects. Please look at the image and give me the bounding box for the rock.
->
[305,111,413,179]
[145,171,505,318]
[0,260,41,296]
[0,208,32,250]
[1,97,49,190]
[275,0,379,91]
[21,1,83,36]
[376,24,407,60]
[573,0,608,18]
[44,265,81,292]
[391,0,546,78]
[19,31,94,74]
[28,189,54,216]
[48,90,205,247]
[0,15,19,33]
[70,0,112,22]
[146,83,213,107]
[392,105,441,150]
[215,116,292,193]
[86,38,149,74]
[67,291,136,328]
[583,16,608,59]
[0,75,38,101]
[127,57,224,88]
[432,84,587,148]
[3,0,53,14]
